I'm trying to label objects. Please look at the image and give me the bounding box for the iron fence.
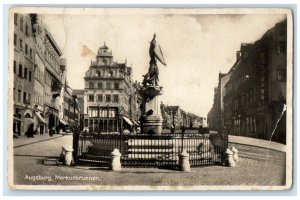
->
[75,131,228,168]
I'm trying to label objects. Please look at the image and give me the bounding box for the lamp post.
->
[72,94,78,162]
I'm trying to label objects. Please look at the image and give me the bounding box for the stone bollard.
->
[179,150,190,172]
[230,146,239,162]
[225,148,236,167]
[62,145,74,166]
[110,149,122,171]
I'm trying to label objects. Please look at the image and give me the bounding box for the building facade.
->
[12,13,79,137]
[13,13,36,136]
[222,19,287,144]
[83,44,137,133]
[207,73,226,132]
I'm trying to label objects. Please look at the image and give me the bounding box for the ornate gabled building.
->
[83,43,137,132]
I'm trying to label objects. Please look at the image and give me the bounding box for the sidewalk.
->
[229,135,286,152]
[13,133,67,148]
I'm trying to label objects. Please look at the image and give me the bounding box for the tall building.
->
[83,43,136,132]
[223,19,287,143]
[13,13,36,136]
[43,30,65,134]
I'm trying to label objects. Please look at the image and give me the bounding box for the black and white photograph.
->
[7,7,293,190]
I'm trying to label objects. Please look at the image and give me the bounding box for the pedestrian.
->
[26,123,34,138]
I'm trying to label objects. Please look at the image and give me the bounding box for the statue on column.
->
[142,33,166,86]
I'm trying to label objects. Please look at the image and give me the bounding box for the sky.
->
[42,11,286,117]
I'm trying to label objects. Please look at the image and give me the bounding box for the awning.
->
[59,119,68,126]
[123,116,133,126]
[35,112,46,124]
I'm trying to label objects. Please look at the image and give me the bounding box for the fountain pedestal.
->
[140,86,163,135]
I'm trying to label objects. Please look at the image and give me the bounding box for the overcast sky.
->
[42,12,286,117]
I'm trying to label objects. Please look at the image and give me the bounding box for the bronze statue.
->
[142,33,166,86]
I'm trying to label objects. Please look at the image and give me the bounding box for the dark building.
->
[207,73,226,132]
[223,19,287,144]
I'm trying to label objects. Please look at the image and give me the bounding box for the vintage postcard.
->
[7,7,293,190]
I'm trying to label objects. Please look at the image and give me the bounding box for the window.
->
[88,107,98,118]
[108,108,117,118]
[277,69,286,81]
[24,67,27,79]
[29,48,32,59]
[114,83,119,90]
[28,93,31,104]
[13,61,16,74]
[18,89,21,102]
[29,71,32,82]
[19,39,23,50]
[23,92,27,103]
[20,17,23,31]
[25,44,28,54]
[97,94,103,102]
[98,82,103,89]
[109,71,113,77]
[89,82,94,88]
[106,83,111,90]
[113,94,119,102]
[88,94,94,102]
[14,34,17,46]
[25,24,29,36]
[14,13,17,25]
[105,94,111,102]
[96,71,101,77]
[18,64,23,77]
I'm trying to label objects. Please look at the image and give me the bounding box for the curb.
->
[13,134,65,148]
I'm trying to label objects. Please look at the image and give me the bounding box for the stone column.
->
[230,146,239,162]
[179,150,190,172]
[141,86,164,135]
[110,149,122,171]
[225,148,236,167]
[62,145,74,166]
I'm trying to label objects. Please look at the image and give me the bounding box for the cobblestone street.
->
[12,134,286,187]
